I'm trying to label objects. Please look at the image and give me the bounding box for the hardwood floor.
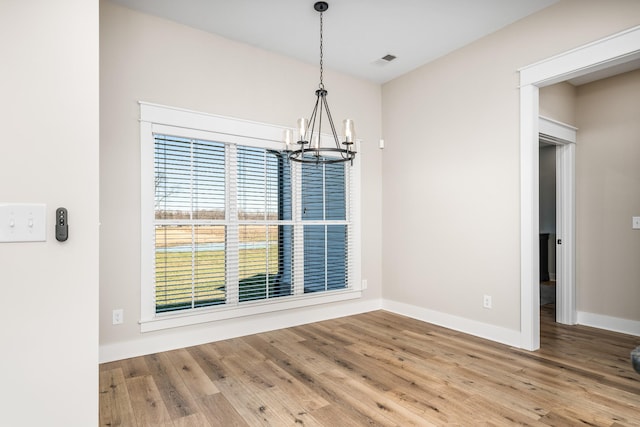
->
[100,307,640,426]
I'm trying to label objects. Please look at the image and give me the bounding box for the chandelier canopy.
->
[287,1,356,165]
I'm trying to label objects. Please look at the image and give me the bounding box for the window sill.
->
[139,288,362,333]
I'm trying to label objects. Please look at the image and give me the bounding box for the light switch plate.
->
[633,216,640,230]
[0,203,47,242]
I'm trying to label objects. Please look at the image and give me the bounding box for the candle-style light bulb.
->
[343,119,355,143]
[297,118,308,142]
[283,129,293,149]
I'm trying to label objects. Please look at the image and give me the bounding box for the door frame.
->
[539,116,577,325]
[518,25,640,351]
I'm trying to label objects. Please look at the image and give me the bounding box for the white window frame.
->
[140,102,362,332]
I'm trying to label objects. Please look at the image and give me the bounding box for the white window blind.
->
[154,135,227,312]
[235,146,293,302]
[301,162,349,293]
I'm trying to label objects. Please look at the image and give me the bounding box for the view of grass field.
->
[155,225,282,311]
[154,224,279,247]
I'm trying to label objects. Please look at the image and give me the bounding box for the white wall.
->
[100,1,383,361]
[381,0,640,343]
[0,1,99,425]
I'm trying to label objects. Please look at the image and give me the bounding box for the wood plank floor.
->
[100,306,640,426]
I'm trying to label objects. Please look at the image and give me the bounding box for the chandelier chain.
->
[319,11,324,89]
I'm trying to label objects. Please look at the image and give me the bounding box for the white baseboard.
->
[382,299,522,349]
[577,311,640,337]
[101,297,535,363]
[100,298,383,363]
[99,299,640,364]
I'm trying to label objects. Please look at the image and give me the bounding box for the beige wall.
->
[540,82,577,126]
[0,1,99,425]
[100,1,382,356]
[381,0,640,332]
[576,69,640,321]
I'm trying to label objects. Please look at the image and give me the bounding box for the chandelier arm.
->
[322,93,353,161]
[300,92,322,158]
[316,92,324,154]
[308,92,322,151]
[307,93,321,143]
[321,93,341,151]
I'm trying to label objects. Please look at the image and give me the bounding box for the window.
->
[236,146,293,302]
[154,135,227,312]
[140,103,361,331]
[301,162,348,293]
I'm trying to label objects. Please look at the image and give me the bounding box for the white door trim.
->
[539,116,577,326]
[555,139,576,326]
[519,25,640,351]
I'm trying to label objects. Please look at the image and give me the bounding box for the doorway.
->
[518,25,640,351]
[539,141,556,311]
[539,116,577,326]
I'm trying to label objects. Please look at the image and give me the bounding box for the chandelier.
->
[287,1,356,165]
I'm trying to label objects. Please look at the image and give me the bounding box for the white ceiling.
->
[109,0,559,84]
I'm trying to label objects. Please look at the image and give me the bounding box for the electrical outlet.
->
[362,279,368,289]
[483,295,492,309]
[112,309,123,325]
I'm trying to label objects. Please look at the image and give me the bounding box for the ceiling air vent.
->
[381,54,397,62]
